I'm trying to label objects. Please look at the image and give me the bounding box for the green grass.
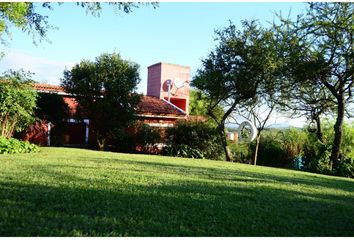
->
[0,147,354,236]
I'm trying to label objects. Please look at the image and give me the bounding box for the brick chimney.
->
[147,62,190,114]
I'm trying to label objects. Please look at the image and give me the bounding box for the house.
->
[27,62,192,146]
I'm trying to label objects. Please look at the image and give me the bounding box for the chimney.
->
[147,62,190,114]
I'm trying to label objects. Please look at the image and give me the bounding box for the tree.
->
[232,96,275,165]
[192,20,279,161]
[189,89,224,120]
[0,2,51,48]
[61,53,141,151]
[0,2,158,56]
[275,72,335,143]
[0,70,37,138]
[274,3,354,169]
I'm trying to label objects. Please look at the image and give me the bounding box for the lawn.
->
[0,147,353,236]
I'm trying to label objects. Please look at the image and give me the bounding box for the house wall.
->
[147,63,162,97]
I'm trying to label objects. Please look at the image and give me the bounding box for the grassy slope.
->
[0,147,353,236]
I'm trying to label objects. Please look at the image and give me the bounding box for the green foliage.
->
[0,70,37,138]
[131,122,161,149]
[0,136,39,154]
[61,53,141,150]
[163,144,204,159]
[244,121,354,178]
[113,121,161,153]
[255,130,287,168]
[341,123,354,157]
[189,89,224,120]
[193,20,278,105]
[274,2,354,167]
[303,121,354,177]
[229,141,251,163]
[337,158,354,178]
[163,120,223,160]
[192,20,279,161]
[248,128,307,168]
[0,3,52,47]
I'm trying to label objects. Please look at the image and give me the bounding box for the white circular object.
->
[174,77,185,89]
[238,120,258,142]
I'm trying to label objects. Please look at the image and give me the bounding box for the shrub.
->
[0,136,39,154]
[229,141,251,163]
[0,70,37,138]
[253,128,307,168]
[113,121,161,154]
[336,157,354,178]
[256,131,286,167]
[163,144,204,159]
[302,133,332,174]
[303,121,354,177]
[163,120,223,160]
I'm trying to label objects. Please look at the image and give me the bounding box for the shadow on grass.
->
[74,156,354,193]
[1,156,354,236]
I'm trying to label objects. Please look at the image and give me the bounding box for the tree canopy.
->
[192,20,279,161]
[61,53,141,150]
[189,89,224,120]
[274,2,354,169]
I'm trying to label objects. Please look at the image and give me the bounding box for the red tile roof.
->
[136,95,185,116]
[32,83,185,117]
[33,83,66,93]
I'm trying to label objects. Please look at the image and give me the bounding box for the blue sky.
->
[0,2,308,126]
[1,2,306,90]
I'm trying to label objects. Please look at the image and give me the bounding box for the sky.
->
[0,2,309,127]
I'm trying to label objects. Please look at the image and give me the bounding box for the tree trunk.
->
[314,115,324,143]
[253,134,261,165]
[97,138,106,151]
[330,94,345,170]
[217,124,232,162]
[1,113,9,137]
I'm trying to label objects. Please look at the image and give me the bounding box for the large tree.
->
[274,3,354,169]
[61,53,141,151]
[192,20,279,161]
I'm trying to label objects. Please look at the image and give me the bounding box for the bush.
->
[336,157,354,178]
[302,133,332,174]
[303,121,354,177]
[163,120,223,160]
[229,141,251,163]
[229,120,354,178]
[255,130,286,167]
[250,129,304,168]
[113,121,161,154]
[163,144,204,159]
[0,137,40,154]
